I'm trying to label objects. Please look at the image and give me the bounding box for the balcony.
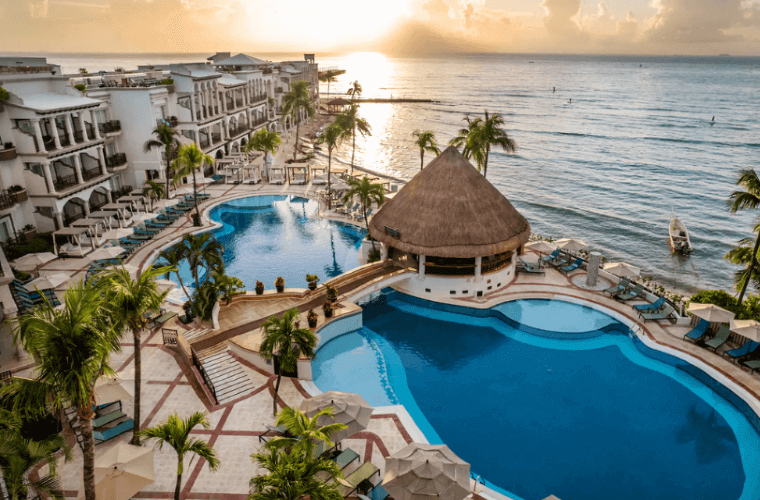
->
[275,87,284,94]
[252,118,267,128]
[0,191,20,211]
[53,174,79,191]
[58,134,71,148]
[157,117,179,128]
[0,144,17,162]
[74,130,86,143]
[199,139,210,149]
[82,166,103,182]
[99,120,122,134]
[235,98,243,107]
[228,126,246,138]
[211,132,222,144]
[252,94,267,104]
[106,153,127,168]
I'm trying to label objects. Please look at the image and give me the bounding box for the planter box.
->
[0,148,17,162]
[21,228,36,243]
[13,190,27,203]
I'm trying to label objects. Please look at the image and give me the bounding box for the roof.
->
[214,54,269,66]
[281,64,301,74]
[368,146,531,258]
[217,75,245,87]
[16,92,101,112]
[327,97,351,106]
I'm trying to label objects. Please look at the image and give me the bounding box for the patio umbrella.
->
[92,443,154,500]
[555,238,589,252]
[687,303,735,323]
[383,443,470,500]
[300,391,373,442]
[602,262,641,278]
[132,213,157,224]
[13,252,57,271]
[28,273,71,290]
[93,376,134,405]
[524,240,557,257]
[173,186,194,197]
[313,173,342,186]
[154,279,177,293]
[90,246,127,261]
[730,319,760,342]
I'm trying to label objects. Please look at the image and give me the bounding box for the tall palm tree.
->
[172,143,214,225]
[144,123,180,199]
[336,104,371,174]
[142,179,165,200]
[140,412,220,500]
[448,116,482,159]
[0,430,71,500]
[244,128,282,160]
[1,282,119,500]
[97,264,172,444]
[727,169,760,303]
[159,246,191,298]
[318,71,338,98]
[724,234,760,295]
[317,123,344,207]
[468,111,517,178]
[282,80,315,161]
[181,232,224,291]
[412,131,440,170]
[250,446,343,500]
[266,407,346,458]
[346,80,362,100]
[342,177,385,251]
[260,308,317,417]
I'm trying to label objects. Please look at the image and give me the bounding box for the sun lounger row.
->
[682,319,760,371]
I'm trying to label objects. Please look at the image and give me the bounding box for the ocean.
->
[30,51,760,295]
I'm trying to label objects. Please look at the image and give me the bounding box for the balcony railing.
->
[58,134,71,148]
[0,145,17,162]
[275,87,283,94]
[53,174,78,191]
[211,132,222,144]
[252,94,267,103]
[228,127,245,137]
[235,98,243,107]
[106,153,127,168]
[0,191,20,211]
[99,120,121,134]
[82,166,103,182]
[252,118,267,128]
[157,117,179,128]
[199,139,210,148]
[112,185,133,199]
[74,130,85,143]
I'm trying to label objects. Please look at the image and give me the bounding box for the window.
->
[105,141,116,157]
[15,120,33,136]
[92,109,107,125]
[0,220,11,243]
[25,163,44,177]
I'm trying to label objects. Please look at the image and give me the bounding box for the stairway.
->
[199,350,257,404]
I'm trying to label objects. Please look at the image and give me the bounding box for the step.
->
[197,350,256,404]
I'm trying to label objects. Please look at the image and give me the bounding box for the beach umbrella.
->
[91,443,154,500]
[28,273,71,290]
[300,391,373,442]
[313,173,342,186]
[383,443,470,500]
[90,246,127,261]
[687,303,735,323]
[154,279,177,293]
[730,319,760,342]
[93,375,134,405]
[13,252,57,271]
[154,198,179,210]
[132,213,157,224]
[173,186,194,197]
[103,228,135,241]
[524,241,557,258]
[555,238,589,252]
[602,262,640,278]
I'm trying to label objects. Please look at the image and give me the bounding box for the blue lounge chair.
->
[93,419,133,445]
[704,326,732,352]
[258,424,292,443]
[640,305,675,323]
[684,319,709,342]
[541,249,560,263]
[334,448,360,470]
[358,485,389,500]
[634,297,666,314]
[337,463,380,497]
[741,358,760,374]
[723,340,760,361]
[517,261,545,274]
[614,285,642,302]
[560,258,583,274]
[604,278,630,296]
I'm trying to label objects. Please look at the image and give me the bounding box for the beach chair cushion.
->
[334,448,360,470]
[338,463,380,497]
[742,359,760,373]
[684,319,709,341]
[634,297,666,312]
[704,326,731,351]
[640,305,675,322]
[560,258,583,273]
[93,410,127,429]
[541,249,560,262]
[724,341,760,360]
[94,419,133,444]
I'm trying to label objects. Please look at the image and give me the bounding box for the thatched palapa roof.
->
[327,98,352,106]
[368,146,531,258]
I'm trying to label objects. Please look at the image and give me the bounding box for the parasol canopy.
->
[300,391,373,443]
[688,303,735,323]
[383,443,470,500]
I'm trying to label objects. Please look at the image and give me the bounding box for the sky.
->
[1,0,760,56]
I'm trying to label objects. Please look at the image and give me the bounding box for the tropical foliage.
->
[726,169,760,303]
[0,428,71,500]
[449,112,516,178]
[282,80,315,161]
[342,177,385,250]
[336,104,371,174]
[448,116,481,159]
[245,128,282,158]
[317,123,344,206]
[159,246,191,298]
[249,446,343,500]
[412,130,440,170]
[172,143,214,225]
[318,70,340,97]
[266,406,346,457]
[144,123,180,199]
[140,411,220,500]
[143,179,166,201]
[259,308,317,416]
[178,232,224,291]
[346,80,362,100]
[689,290,760,321]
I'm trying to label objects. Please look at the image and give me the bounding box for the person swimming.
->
[711,116,715,125]
[568,98,572,104]
[553,87,556,93]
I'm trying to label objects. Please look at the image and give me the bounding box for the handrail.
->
[191,347,218,404]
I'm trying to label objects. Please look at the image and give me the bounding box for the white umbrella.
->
[90,246,127,261]
[525,240,557,257]
[93,376,134,405]
[730,319,760,342]
[173,186,194,197]
[154,198,180,210]
[13,252,57,271]
[313,173,343,186]
[688,303,735,323]
[92,443,153,500]
[602,262,641,278]
[300,391,373,442]
[154,279,177,293]
[555,238,589,252]
[132,213,157,224]
[28,273,71,290]
[383,443,471,500]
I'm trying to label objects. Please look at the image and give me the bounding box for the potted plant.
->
[3,142,12,150]
[326,284,338,303]
[275,276,285,293]
[306,274,319,291]
[307,309,318,328]
[8,185,27,203]
[20,223,35,242]
[322,301,333,318]
[0,86,8,111]
[255,280,265,295]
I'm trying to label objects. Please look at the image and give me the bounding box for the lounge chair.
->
[741,358,760,373]
[93,410,127,429]
[517,261,545,274]
[258,424,292,443]
[684,319,709,342]
[337,463,380,497]
[151,311,178,328]
[704,326,732,352]
[640,305,675,323]
[723,340,760,361]
[634,297,666,314]
[93,419,134,445]
[334,448,360,470]
[604,278,630,296]
[559,258,583,274]
[613,285,642,302]
[541,249,560,263]
[369,485,390,500]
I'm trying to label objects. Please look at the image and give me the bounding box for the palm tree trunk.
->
[175,271,190,299]
[364,205,376,252]
[351,125,356,174]
[131,329,142,445]
[272,371,282,417]
[293,120,300,161]
[174,469,182,500]
[738,231,760,304]
[327,150,332,209]
[192,170,200,224]
[420,151,424,171]
[193,267,200,292]
[483,147,490,178]
[165,145,172,200]
[80,412,97,500]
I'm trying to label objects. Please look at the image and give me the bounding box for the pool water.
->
[163,195,366,293]
[312,292,760,500]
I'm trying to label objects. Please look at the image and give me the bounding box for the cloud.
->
[541,0,583,37]
[421,0,450,21]
[29,0,49,18]
[616,11,638,39]
[644,0,760,43]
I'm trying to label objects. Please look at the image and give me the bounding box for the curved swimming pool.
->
[163,195,366,294]
[312,291,760,500]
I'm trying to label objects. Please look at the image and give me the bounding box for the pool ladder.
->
[470,472,486,492]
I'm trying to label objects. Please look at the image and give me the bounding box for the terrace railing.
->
[82,166,102,182]
[191,347,218,404]
[99,120,122,134]
[106,153,127,168]
[162,328,178,345]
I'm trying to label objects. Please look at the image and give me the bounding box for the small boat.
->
[669,211,692,254]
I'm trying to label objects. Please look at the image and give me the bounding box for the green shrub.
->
[3,234,54,261]
[688,289,760,321]
[368,248,381,262]
[0,87,9,101]
[74,84,86,93]
[160,78,174,85]
[12,269,30,281]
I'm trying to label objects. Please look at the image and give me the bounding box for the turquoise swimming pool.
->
[313,291,760,500]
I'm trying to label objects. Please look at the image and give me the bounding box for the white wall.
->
[394,262,517,301]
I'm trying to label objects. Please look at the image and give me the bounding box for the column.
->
[380,244,388,261]
[54,211,63,230]
[42,161,56,194]
[78,112,88,140]
[419,255,425,276]
[72,153,84,184]
[208,88,214,115]
[475,256,482,279]
[190,92,197,122]
[32,118,47,152]
[90,109,101,139]
[244,85,249,106]
[219,89,226,113]
[83,202,90,216]
[105,189,112,203]
[49,118,62,149]
[64,114,76,144]
[586,252,602,288]
[97,147,107,175]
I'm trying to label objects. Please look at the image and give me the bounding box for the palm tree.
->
[448,115,482,159]
[346,80,362,100]
[172,143,214,225]
[724,234,760,295]
[282,80,315,161]
[180,232,224,291]
[727,169,760,303]
[318,71,338,98]
[1,282,120,500]
[244,128,282,161]
[140,412,220,500]
[97,264,172,444]
[159,246,191,298]
[412,131,440,170]
[266,406,346,458]
[250,446,343,500]
[0,430,71,500]
[260,308,317,417]
[342,177,385,251]
[144,123,180,199]
[143,179,165,200]
[336,104,371,174]
[317,123,344,207]
[468,111,517,178]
